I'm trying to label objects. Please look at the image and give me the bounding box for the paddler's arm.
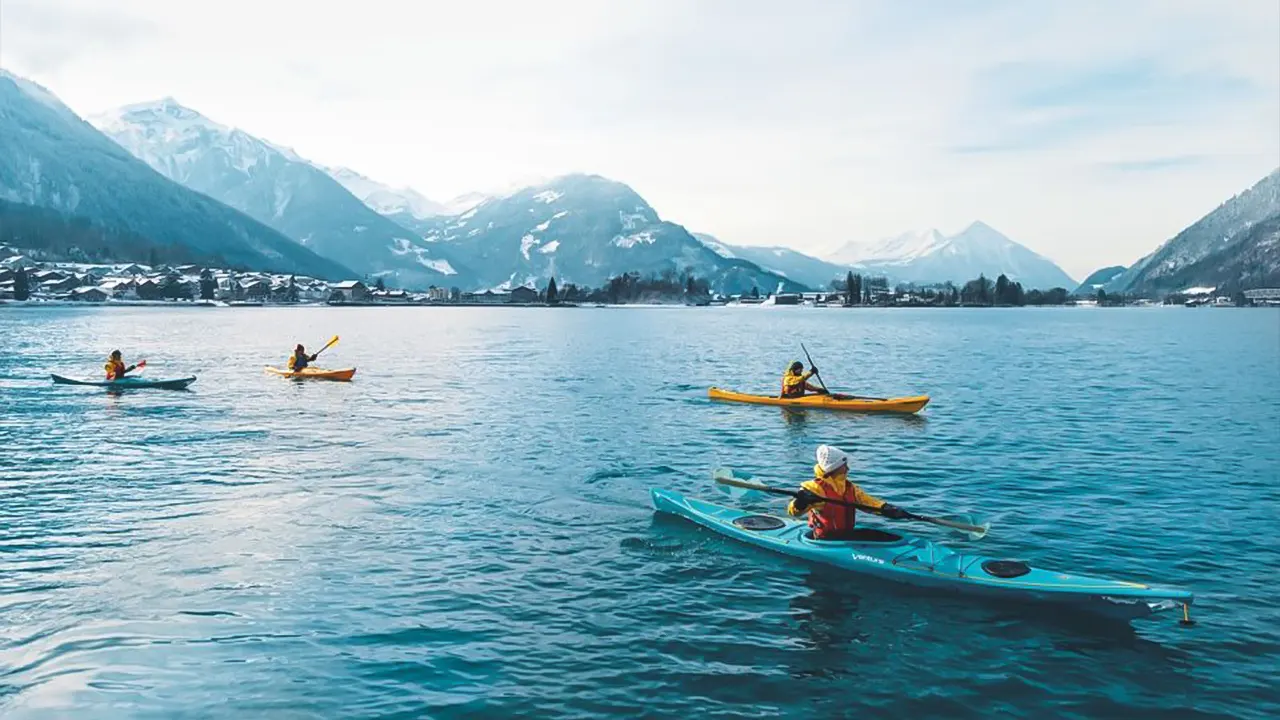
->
[787,481,825,516]
[853,484,909,519]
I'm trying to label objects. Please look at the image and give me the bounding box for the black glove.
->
[879,503,909,520]
[792,489,822,513]
[809,366,819,376]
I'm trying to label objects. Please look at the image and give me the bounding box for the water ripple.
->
[0,305,1277,718]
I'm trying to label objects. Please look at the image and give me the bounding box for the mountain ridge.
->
[91,97,462,289]
[0,72,351,279]
[824,221,1077,290]
[1107,168,1280,294]
[412,174,806,295]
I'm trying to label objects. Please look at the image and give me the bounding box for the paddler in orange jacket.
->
[103,350,138,380]
[788,445,909,540]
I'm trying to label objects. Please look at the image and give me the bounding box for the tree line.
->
[533,270,714,305]
[833,271,1074,306]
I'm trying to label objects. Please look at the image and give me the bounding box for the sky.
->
[1,0,1277,279]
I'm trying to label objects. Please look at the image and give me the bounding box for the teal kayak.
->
[651,488,1193,623]
[51,374,197,390]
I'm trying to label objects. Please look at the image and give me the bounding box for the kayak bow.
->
[651,487,1193,623]
[709,387,929,414]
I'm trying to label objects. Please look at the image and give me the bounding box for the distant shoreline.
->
[5,298,1269,310]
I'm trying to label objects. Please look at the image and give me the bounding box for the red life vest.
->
[807,476,861,539]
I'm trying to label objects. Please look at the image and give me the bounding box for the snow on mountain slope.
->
[324,166,450,218]
[92,99,462,288]
[413,174,806,294]
[824,222,1075,289]
[695,234,855,290]
[828,228,949,265]
[1107,168,1280,294]
[0,72,350,278]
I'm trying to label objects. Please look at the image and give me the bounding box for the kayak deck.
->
[264,366,357,381]
[652,488,1192,622]
[50,374,197,390]
[709,387,929,414]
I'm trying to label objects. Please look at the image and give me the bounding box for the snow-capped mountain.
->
[92,98,460,288]
[825,222,1076,290]
[1107,168,1280,294]
[1147,213,1280,294]
[0,71,349,278]
[694,233,856,290]
[416,174,805,295]
[827,228,950,266]
[324,166,452,219]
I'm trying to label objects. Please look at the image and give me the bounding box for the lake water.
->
[1,305,1278,718]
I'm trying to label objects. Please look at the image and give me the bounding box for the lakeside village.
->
[1,246,1276,309]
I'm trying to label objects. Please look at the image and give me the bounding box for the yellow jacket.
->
[781,368,817,396]
[787,467,885,518]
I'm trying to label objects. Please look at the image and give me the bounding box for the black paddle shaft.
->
[799,342,829,393]
[719,477,894,517]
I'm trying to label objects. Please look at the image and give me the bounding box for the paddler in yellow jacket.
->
[789,445,908,540]
[781,360,826,398]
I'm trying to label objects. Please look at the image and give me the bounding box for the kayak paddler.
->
[288,344,318,372]
[103,350,138,380]
[788,445,909,540]
[781,360,826,398]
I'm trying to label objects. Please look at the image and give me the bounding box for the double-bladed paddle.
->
[713,467,990,540]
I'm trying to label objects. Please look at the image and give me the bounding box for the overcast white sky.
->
[1,0,1277,277]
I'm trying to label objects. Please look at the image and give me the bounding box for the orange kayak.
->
[708,387,928,414]
[265,366,356,382]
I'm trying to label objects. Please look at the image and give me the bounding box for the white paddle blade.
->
[712,467,768,501]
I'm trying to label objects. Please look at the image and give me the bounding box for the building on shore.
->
[509,286,538,304]
[329,280,370,303]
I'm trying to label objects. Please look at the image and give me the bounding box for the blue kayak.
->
[651,488,1193,623]
[51,374,197,390]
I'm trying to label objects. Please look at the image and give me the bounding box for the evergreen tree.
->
[160,274,189,300]
[1096,288,1108,305]
[13,267,30,301]
[751,286,759,299]
[286,274,299,303]
[374,277,386,292]
[845,271,855,305]
[995,274,1010,305]
[546,276,559,304]
[199,269,217,300]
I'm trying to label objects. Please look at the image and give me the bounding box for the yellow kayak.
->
[265,366,357,382]
[708,387,929,414]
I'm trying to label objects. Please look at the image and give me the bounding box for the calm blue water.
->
[1,305,1278,718]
